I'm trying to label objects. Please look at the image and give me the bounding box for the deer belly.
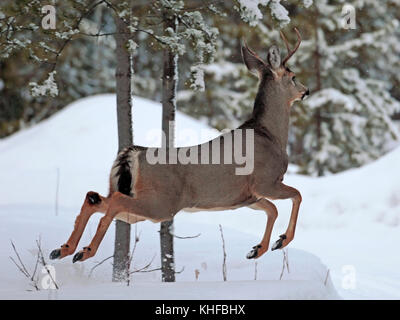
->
[182,204,245,213]
[114,212,147,224]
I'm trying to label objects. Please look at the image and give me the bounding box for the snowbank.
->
[1,94,399,299]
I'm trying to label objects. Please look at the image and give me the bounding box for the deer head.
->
[241,28,309,109]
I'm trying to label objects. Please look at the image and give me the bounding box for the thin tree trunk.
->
[160,13,178,283]
[314,11,323,177]
[315,47,322,177]
[112,15,132,282]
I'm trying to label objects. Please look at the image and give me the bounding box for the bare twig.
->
[279,249,290,280]
[89,255,114,278]
[9,256,30,278]
[9,240,40,291]
[43,0,107,72]
[31,251,40,284]
[172,232,201,239]
[284,249,290,273]
[219,224,227,281]
[175,266,185,274]
[129,254,156,274]
[128,258,183,276]
[55,168,60,216]
[132,267,162,273]
[128,224,141,267]
[126,224,141,286]
[324,269,330,286]
[279,259,285,280]
[80,31,120,37]
[10,240,30,277]
[125,224,187,284]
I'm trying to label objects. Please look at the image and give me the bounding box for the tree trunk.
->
[160,13,178,283]
[112,15,132,282]
[315,46,323,177]
[314,11,323,177]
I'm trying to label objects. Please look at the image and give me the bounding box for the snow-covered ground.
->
[0,94,399,299]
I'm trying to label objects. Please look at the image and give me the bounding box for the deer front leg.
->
[269,183,302,251]
[49,191,109,260]
[246,198,278,259]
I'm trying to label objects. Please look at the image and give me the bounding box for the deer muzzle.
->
[301,89,310,100]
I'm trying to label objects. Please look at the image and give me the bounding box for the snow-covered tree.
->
[178,49,258,130]
[289,0,400,175]
[177,1,302,130]
[179,0,400,176]
[0,1,118,136]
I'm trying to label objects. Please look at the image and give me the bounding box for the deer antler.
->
[280,27,301,66]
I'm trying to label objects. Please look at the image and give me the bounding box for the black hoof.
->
[271,234,287,251]
[246,244,261,259]
[49,249,61,260]
[73,251,84,263]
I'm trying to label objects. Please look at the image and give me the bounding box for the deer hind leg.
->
[246,198,278,259]
[268,182,302,251]
[72,192,157,263]
[49,191,109,260]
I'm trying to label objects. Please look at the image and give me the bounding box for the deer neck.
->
[252,81,290,149]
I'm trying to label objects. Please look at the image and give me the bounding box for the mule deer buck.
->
[50,28,308,263]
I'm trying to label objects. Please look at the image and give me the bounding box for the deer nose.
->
[302,89,310,100]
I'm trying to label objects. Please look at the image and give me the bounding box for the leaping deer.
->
[50,28,308,263]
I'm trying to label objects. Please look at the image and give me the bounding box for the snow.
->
[269,0,290,26]
[302,0,313,8]
[3,280,334,300]
[1,94,399,299]
[236,0,270,26]
[236,0,290,27]
[190,65,205,91]
[29,71,58,97]
[305,88,358,112]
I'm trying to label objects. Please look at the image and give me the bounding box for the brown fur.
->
[50,30,308,262]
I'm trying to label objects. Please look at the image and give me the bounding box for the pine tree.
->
[289,0,400,175]
[0,1,118,136]
[178,0,400,175]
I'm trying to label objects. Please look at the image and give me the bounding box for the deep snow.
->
[0,94,399,299]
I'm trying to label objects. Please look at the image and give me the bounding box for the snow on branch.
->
[302,0,313,8]
[157,27,186,56]
[303,88,358,112]
[190,65,205,91]
[235,0,269,26]
[269,0,290,26]
[235,0,291,27]
[29,71,58,97]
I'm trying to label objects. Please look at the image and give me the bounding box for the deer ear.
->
[267,45,281,70]
[241,44,265,75]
